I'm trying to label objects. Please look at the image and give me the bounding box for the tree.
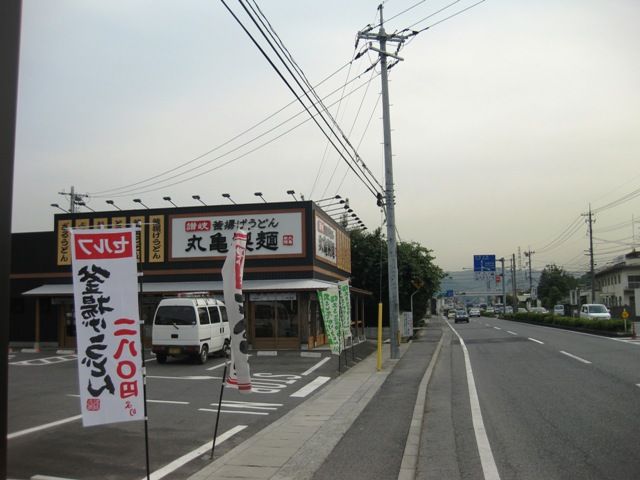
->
[349,228,444,324]
[537,264,578,308]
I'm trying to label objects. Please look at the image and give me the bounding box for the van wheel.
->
[198,345,209,364]
[156,354,167,364]
[222,341,231,358]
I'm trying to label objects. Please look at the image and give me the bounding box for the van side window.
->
[219,306,229,323]
[208,306,221,324]
[198,307,210,325]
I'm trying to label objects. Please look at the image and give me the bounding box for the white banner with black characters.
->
[315,216,337,265]
[170,212,303,260]
[222,230,251,393]
[70,228,144,427]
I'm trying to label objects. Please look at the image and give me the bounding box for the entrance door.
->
[252,299,299,350]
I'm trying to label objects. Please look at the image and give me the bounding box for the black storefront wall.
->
[10,201,362,349]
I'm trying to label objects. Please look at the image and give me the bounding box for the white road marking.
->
[8,414,82,439]
[221,400,283,407]
[10,355,77,366]
[290,376,331,398]
[560,350,592,364]
[144,425,246,480]
[300,357,331,376]
[198,408,268,416]
[528,337,544,344]
[493,327,502,331]
[66,394,189,405]
[147,375,219,380]
[206,362,227,371]
[447,320,501,480]
[507,331,517,336]
[31,475,78,480]
[636,384,640,388]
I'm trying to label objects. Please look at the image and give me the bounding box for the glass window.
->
[277,300,298,338]
[208,306,221,324]
[219,306,229,323]
[155,306,196,326]
[254,302,274,338]
[198,307,210,324]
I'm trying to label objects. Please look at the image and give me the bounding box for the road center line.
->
[144,425,246,480]
[447,321,501,480]
[507,331,517,336]
[493,327,502,331]
[528,337,544,344]
[290,376,331,398]
[8,414,82,439]
[560,350,592,364]
[301,357,331,376]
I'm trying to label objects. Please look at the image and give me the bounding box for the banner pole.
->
[137,255,151,480]
[210,362,228,460]
[377,303,383,371]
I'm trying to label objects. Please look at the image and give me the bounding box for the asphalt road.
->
[8,344,373,480]
[420,316,640,480]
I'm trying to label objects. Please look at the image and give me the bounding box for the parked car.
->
[505,306,513,314]
[579,304,611,320]
[152,296,230,364]
[529,307,549,314]
[447,310,456,319]
[484,307,495,314]
[517,307,528,313]
[455,309,469,323]
[469,308,481,317]
[553,304,565,316]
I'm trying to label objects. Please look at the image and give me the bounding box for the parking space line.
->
[290,376,331,398]
[507,331,517,336]
[145,425,246,480]
[300,357,331,376]
[206,362,227,371]
[198,408,269,416]
[560,350,592,364]
[528,337,544,345]
[8,414,82,439]
[493,327,502,331]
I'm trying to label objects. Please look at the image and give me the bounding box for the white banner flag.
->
[70,228,144,426]
[222,231,251,393]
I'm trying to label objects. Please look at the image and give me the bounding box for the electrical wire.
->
[409,0,486,34]
[89,57,356,197]
[533,216,584,253]
[229,0,382,198]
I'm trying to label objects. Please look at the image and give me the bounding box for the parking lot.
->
[8,343,374,480]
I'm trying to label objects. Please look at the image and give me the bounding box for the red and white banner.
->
[222,231,251,393]
[70,228,144,426]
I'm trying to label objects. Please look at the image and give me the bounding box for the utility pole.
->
[511,253,517,309]
[357,4,409,359]
[499,257,506,307]
[524,249,535,304]
[58,186,88,213]
[583,205,596,302]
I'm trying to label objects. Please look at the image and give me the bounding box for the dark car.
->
[455,309,469,323]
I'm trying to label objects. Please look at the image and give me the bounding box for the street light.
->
[222,193,236,205]
[105,200,122,211]
[163,196,178,207]
[254,192,266,203]
[50,203,69,213]
[192,195,206,206]
[133,198,149,209]
[316,195,341,203]
[286,190,298,201]
[76,201,95,212]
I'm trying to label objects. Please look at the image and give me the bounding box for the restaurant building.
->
[10,200,368,351]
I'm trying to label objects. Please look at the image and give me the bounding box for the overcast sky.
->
[13,0,640,273]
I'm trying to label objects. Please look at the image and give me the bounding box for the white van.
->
[579,303,611,320]
[151,296,230,364]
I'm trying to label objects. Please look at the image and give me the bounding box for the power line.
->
[225,0,382,198]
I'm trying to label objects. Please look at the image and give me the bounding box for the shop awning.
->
[22,278,343,296]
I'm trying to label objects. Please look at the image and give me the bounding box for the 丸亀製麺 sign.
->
[315,216,337,265]
[70,228,144,427]
[170,212,303,260]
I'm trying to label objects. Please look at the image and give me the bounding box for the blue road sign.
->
[446,289,454,297]
[473,255,496,272]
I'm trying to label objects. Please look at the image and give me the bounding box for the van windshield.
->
[155,306,196,326]
[589,305,608,313]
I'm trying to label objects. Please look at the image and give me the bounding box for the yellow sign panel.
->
[149,215,165,263]
[75,218,90,229]
[622,309,629,319]
[130,216,145,263]
[93,218,108,228]
[56,219,72,266]
[112,217,126,228]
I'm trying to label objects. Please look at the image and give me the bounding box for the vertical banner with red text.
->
[70,228,144,426]
[222,231,251,393]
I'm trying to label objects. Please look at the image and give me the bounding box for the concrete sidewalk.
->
[188,320,444,480]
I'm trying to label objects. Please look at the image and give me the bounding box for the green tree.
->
[537,264,578,308]
[349,228,444,324]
